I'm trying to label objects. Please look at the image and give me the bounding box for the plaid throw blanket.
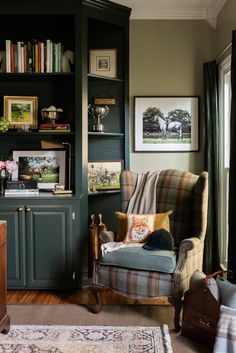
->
[127,171,160,214]
[213,305,236,353]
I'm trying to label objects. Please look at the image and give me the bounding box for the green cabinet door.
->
[0,204,26,288]
[25,204,74,289]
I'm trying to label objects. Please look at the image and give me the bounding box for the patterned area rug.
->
[0,324,173,353]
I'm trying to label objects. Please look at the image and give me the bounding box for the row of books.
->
[5,39,65,73]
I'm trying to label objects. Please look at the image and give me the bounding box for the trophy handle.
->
[88,104,94,117]
[103,106,109,118]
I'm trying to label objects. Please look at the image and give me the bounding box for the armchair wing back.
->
[121,169,208,246]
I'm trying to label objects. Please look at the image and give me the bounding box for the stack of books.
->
[39,123,71,132]
[5,180,39,196]
[5,189,39,196]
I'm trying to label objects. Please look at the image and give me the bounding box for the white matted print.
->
[89,49,117,78]
[12,150,66,190]
[134,96,199,152]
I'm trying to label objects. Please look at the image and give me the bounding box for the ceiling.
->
[110,0,227,28]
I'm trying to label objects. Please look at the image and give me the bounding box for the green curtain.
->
[228,30,236,282]
[203,60,220,274]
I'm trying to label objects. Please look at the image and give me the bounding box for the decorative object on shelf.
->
[62,50,74,72]
[134,96,199,152]
[0,50,6,73]
[94,97,116,106]
[88,104,109,132]
[0,160,17,195]
[89,49,117,78]
[41,105,63,124]
[0,116,10,132]
[88,160,123,192]
[53,184,72,194]
[4,96,38,129]
[12,149,66,191]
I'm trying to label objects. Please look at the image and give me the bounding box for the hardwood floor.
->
[7,289,169,305]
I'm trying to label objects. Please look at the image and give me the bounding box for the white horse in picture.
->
[167,121,182,140]
[153,115,167,139]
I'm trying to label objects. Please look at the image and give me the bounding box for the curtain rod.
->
[216,41,232,61]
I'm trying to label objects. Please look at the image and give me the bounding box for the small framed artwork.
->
[88,160,123,192]
[134,96,199,152]
[4,96,38,129]
[11,149,66,190]
[89,49,117,78]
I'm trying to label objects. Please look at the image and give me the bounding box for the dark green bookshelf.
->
[0,0,131,289]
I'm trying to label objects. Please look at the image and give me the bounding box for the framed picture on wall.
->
[134,96,199,152]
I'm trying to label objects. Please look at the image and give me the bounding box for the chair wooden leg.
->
[168,297,183,332]
[0,314,10,334]
[87,284,103,314]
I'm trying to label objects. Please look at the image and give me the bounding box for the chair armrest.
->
[178,237,201,253]
[99,231,115,244]
[89,228,115,261]
[173,237,204,298]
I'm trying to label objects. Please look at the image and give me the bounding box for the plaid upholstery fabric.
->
[97,264,174,298]
[96,169,208,301]
[213,305,236,353]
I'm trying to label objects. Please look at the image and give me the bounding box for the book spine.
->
[17,41,22,73]
[5,40,11,73]
[40,42,44,73]
[10,42,14,73]
[21,43,24,73]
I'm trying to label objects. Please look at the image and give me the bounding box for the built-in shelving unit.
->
[0,0,131,289]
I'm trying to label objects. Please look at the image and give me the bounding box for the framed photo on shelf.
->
[88,160,123,192]
[11,149,66,190]
[4,96,38,129]
[134,96,199,152]
[89,49,117,78]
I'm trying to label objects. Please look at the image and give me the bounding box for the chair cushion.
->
[100,246,176,273]
[115,210,173,242]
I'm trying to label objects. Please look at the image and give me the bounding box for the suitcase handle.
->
[205,270,234,281]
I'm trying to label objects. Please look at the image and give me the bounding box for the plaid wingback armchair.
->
[88,169,208,331]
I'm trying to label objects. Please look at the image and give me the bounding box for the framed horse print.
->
[134,96,199,152]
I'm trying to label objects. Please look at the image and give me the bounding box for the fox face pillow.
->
[123,214,155,243]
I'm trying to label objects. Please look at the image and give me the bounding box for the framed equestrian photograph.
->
[134,96,199,152]
[88,160,123,193]
[4,96,38,129]
[11,149,66,190]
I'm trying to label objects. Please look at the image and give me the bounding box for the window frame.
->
[219,54,231,269]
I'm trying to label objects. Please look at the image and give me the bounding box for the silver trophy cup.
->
[88,104,109,132]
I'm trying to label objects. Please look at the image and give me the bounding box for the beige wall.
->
[129,20,215,174]
[216,0,236,57]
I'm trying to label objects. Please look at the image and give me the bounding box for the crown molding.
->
[206,0,227,29]
[130,10,206,21]
[112,0,227,29]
